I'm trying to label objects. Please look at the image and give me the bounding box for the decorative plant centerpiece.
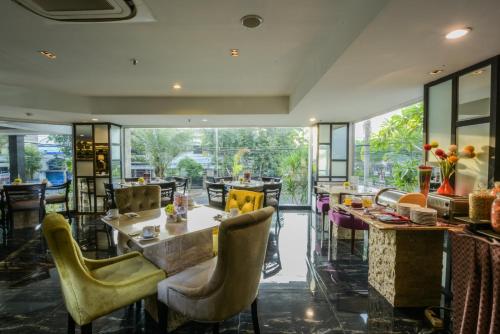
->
[343,181,350,190]
[13,176,22,185]
[423,141,476,196]
[165,204,177,223]
[138,177,145,185]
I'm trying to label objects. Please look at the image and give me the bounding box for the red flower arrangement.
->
[423,141,476,195]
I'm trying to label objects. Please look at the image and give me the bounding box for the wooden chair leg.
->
[212,322,219,334]
[158,300,169,334]
[351,229,355,254]
[67,313,75,334]
[81,322,92,334]
[251,298,260,334]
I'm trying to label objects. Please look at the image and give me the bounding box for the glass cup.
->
[362,196,373,208]
[343,195,352,206]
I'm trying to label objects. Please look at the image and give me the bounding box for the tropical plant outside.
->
[24,144,43,180]
[354,102,423,191]
[129,127,310,205]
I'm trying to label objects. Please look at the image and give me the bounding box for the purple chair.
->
[316,193,330,230]
[328,208,369,254]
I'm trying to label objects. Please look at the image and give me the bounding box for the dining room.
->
[2,1,500,333]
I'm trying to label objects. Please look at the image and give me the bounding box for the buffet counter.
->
[337,205,465,307]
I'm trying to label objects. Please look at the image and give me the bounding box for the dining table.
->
[224,180,265,191]
[336,204,464,307]
[101,204,222,275]
[101,204,224,330]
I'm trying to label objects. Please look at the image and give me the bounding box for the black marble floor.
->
[0,211,448,333]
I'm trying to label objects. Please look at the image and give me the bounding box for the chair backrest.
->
[206,182,227,209]
[214,176,233,183]
[115,185,160,213]
[263,182,282,207]
[124,177,139,182]
[79,177,95,192]
[206,207,274,319]
[157,181,176,203]
[225,189,264,213]
[398,192,427,207]
[104,183,115,208]
[4,183,46,210]
[261,177,281,183]
[42,213,93,325]
[173,177,189,194]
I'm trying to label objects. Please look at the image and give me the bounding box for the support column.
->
[8,135,25,181]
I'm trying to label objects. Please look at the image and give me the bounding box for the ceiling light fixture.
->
[309,117,316,122]
[241,14,263,28]
[429,69,444,75]
[39,50,56,60]
[91,118,99,121]
[202,119,208,122]
[230,49,239,57]
[445,27,472,40]
[173,83,182,90]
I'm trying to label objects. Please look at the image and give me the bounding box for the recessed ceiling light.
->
[230,49,239,57]
[473,69,485,75]
[202,119,208,122]
[309,117,316,122]
[173,83,182,90]
[445,27,472,40]
[429,69,444,75]
[39,50,56,60]
[91,118,99,121]
[80,134,84,137]
[241,14,263,28]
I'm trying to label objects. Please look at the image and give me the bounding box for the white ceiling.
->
[0,0,500,127]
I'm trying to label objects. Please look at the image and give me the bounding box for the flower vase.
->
[437,177,454,196]
[418,166,432,197]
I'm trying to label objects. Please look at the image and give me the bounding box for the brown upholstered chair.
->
[115,185,161,214]
[157,206,274,333]
[114,185,161,254]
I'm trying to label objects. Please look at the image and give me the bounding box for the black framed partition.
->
[315,123,350,182]
[424,55,500,194]
[73,123,123,213]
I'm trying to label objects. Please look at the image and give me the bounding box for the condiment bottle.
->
[491,193,500,233]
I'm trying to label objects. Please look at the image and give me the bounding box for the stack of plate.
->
[410,207,438,226]
[397,203,421,217]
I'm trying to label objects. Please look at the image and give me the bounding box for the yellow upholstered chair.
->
[42,213,166,334]
[225,189,264,214]
[213,189,264,255]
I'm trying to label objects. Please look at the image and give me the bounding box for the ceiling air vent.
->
[13,0,136,22]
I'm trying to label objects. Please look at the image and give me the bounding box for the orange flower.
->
[463,145,475,153]
[448,156,459,164]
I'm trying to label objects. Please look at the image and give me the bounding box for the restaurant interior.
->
[1,1,499,333]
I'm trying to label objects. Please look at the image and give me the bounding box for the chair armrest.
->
[84,251,141,270]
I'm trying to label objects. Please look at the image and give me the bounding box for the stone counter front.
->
[368,226,444,307]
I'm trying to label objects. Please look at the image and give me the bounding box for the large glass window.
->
[354,102,424,191]
[126,127,310,206]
